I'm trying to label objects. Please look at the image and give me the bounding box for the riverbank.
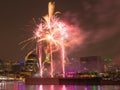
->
[25,77,120,85]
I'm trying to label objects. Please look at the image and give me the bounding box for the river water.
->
[0,81,120,90]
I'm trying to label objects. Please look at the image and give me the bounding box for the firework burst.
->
[21,1,83,77]
[34,2,69,77]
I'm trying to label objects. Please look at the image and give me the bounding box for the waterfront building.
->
[80,56,104,73]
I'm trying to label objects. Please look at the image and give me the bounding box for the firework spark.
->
[21,1,83,77]
[34,2,68,77]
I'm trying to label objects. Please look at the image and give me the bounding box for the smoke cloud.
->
[61,0,120,62]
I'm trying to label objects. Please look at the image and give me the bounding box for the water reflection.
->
[0,81,6,89]
[35,85,119,90]
[0,81,120,90]
[13,82,25,90]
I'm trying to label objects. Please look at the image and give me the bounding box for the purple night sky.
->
[0,0,120,64]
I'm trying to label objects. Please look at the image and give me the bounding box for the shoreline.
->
[25,77,120,85]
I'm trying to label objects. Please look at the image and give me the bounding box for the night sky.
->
[0,0,120,63]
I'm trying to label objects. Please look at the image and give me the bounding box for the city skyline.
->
[0,0,120,63]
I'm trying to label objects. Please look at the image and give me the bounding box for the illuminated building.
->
[80,56,104,73]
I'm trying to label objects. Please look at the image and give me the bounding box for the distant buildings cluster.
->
[0,55,120,79]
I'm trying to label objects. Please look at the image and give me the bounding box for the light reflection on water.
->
[0,81,120,90]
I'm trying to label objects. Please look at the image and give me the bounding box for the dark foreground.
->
[25,77,120,85]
